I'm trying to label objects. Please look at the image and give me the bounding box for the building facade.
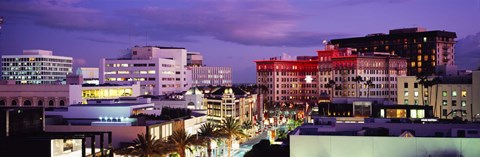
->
[1,50,73,84]
[0,82,82,107]
[76,67,99,85]
[397,73,480,121]
[331,27,457,76]
[255,56,319,104]
[205,87,257,123]
[81,82,141,104]
[100,46,192,95]
[318,48,408,102]
[187,52,203,67]
[191,66,232,87]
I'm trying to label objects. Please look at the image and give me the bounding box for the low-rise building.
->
[205,87,257,123]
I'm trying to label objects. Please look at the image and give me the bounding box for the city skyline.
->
[1,0,480,83]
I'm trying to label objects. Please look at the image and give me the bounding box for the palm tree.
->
[198,123,219,157]
[219,117,248,157]
[167,129,205,157]
[325,79,336,100]
[242,120,253,136]
[430,77,441,117]
[364,80,374,98]
[353,76,364,98]
[116,133,169,157]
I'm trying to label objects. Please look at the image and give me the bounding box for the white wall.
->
[290,135,480,157]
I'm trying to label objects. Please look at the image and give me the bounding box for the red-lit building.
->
[255,56,319,104]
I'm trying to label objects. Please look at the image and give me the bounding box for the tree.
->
[116,133,170,157]
[198,123,219,157]
[242,120,253,136]
[218,117,247,157]
[364,80,374,98]
[325,79,336,100]
[353,76,364,98]
[430,77,441,117]
[167,129,205,157]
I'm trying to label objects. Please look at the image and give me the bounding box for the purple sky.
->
[0,0,479,83]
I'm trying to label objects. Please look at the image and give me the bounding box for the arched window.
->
[38,100,43,106]
[0,100,4,106]
[49,100,54,106]
[59,100,65,106]
[11,100,17,106]
[24,100,32,106]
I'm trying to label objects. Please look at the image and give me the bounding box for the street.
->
[232,130,269,157]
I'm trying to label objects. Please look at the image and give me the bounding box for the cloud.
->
[0,0,348,47]
[77,36,128,45]
[455,32,480,70]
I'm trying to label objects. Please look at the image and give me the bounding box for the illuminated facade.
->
[205,87,257,123]
[1,50,73,84]
[255,56,319,104]
[331,27,457,76]
[397,72,480,121]
[318,47,408,102]
[191,66,232,87]
[77,67,99,85]
[100,46,192,95]
[81,82,141,103]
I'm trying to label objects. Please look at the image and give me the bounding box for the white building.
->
[100,46,192,95]
[77,67,99,85]
[397,72,480,121]
[1,50,73,84]
[191,66,232,87]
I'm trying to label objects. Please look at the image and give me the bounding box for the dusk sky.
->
[0,0,479,83]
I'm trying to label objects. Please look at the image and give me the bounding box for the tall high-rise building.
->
[255,56,319,104]
[331,27,456,76]
[191,66,232,87]
[100,46,192,95]
[1,50,73,84]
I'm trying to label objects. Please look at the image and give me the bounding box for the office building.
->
[1,50,73,84]
[81,82,141,104]
[331,27,457,76]
[191,66,232,87]
[255,55,319,104]
[77,67,99,85]
[318,47,408,102]
[397,71,480,121]
[100,46,192,95]
[187,52,203,67]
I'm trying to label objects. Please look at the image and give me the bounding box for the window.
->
[462,91,467,97]
[404,99,409,105]
[452,100,457,106]
[442,109,448,116]
[404,83,408,88]
[461,100,466,107]
[60,100,65,106]
[414,83,418,88]
[442,100,447,106]
[442,91,447,97]
[404,91,409,96]
[38,100,43,106]
[11,100,17,106]
[0,100,4,106]
[452,91,457,97]
[49,100,54,106]
[23,100,31,106]
[414,99,419,105]
[414,91,419,97]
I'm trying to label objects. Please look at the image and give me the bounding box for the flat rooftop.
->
[69,103,151,107]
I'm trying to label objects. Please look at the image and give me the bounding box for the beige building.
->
[0,81,82,107]
[205,87,257,123]
[397,71,480,121]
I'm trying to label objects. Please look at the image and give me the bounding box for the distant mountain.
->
[455,32,480,70]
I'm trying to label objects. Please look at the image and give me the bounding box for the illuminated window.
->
[148,70,156,74]
[431,55,436,60]
[423,37,427,42]
[404,99,409,105]
[417,68,422,73]
[404,91,409,96]
[442,91,447,97]
[414,91,419,97]
[442,100,447,106]
[417,55,422,61]
[461,100,466,107]
[424,55,428,61]
[452,91,457,97]
[411,62,416,67]
[462,91,467,97]
[417,62,422,67]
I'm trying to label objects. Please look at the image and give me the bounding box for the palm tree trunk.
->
[227,138,232,157]
[207,141,212,157]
